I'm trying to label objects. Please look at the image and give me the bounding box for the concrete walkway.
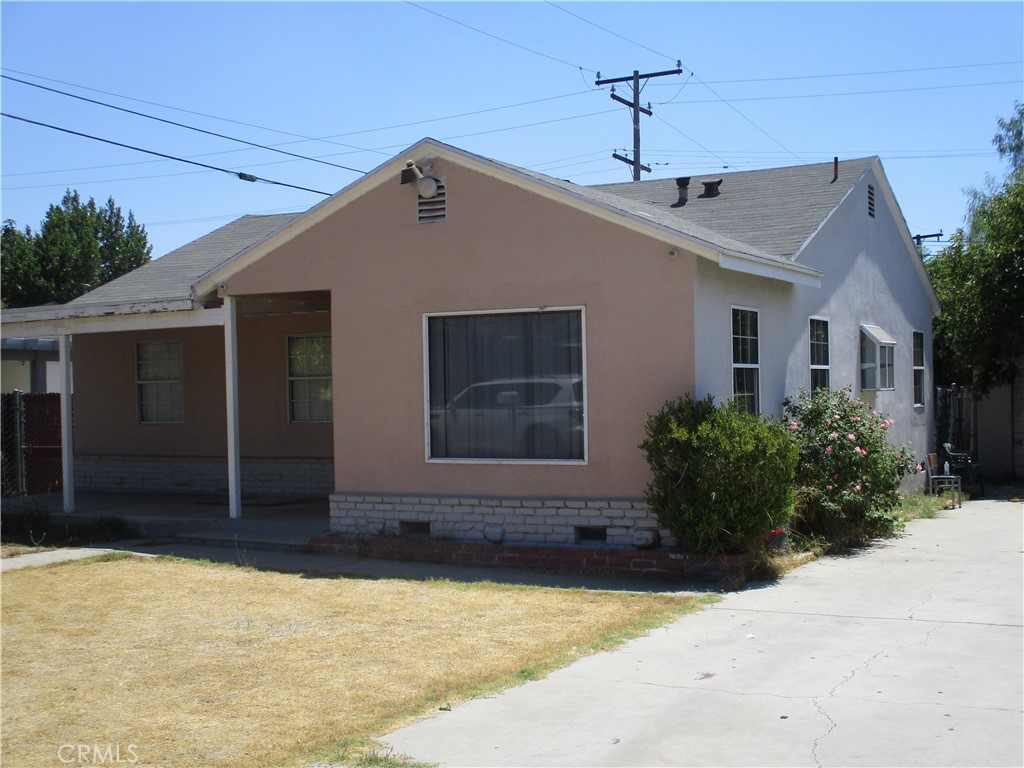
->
[385,499,1024,767]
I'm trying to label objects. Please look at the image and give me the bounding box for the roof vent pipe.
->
[671,176,691,208]
[700,179,723,197]
[832,156,839,183]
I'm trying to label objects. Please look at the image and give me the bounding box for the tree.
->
[926,104,1024,394]
[1,190,152,308]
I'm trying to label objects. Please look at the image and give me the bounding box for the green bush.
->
[783,387,919,544]
[640,395,798,556]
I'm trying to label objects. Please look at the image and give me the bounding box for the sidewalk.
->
[385,498,1024,767]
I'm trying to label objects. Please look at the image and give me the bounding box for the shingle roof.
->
[66,213,300,307]
[588,157,877,260]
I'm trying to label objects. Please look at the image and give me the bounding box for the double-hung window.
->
[860,325,895,391]
[913,331,925,406]
[288,335,332,422]
[136,340,183,423]
[427,309,585,461]
[809,318,830,390]
[732,307,760,414]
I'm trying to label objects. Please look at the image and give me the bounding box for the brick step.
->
[175,532,312,554]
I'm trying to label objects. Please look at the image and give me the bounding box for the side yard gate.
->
[1,391,63,497]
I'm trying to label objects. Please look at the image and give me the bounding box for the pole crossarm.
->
[596,66,682,180]
[595,68,682,86]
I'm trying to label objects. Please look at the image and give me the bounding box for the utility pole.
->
[912,231,943,247]
[596,65,682,181]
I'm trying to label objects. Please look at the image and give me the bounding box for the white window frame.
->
[422,305,588,465]
[913,330,925,407]
[136,340,183,424]
[287,334,333,423]
[860,325,896,392]
[731,306,760,414]
[809,317,830,391]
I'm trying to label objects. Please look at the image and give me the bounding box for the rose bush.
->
[783,387,918,543]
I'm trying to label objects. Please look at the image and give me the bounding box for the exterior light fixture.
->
[400,159,439,199]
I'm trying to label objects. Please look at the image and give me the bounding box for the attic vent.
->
[867,184,876,218]
[700,179,723,198]
[418,180,446,223]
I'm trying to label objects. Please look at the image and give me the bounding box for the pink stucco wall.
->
[72,312,332,459]
[226,159,697,499]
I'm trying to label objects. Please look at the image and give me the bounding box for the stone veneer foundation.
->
[75,455,333,496]
[328,492,676,548]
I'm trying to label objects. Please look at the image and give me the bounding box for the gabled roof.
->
[590,157,877,260]
[70,213,300,309]
[2,139,926,332]
[1,214,299,329]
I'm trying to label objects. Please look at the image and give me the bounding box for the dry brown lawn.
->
[1,554,713,768]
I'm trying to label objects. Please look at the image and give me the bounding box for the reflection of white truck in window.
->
[430,377,584,460]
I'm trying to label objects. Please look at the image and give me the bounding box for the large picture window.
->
[136,340,183,423]
[288,335,332,422]
[732,307,760,414]
[809,318,830,390]
[427,309,585,461]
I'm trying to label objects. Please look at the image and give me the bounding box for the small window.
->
[860,325,895,391]
[288,335,332,422]
[867,185,876,218]
[913,331,925,406]
[809,318,830,390]
[136,341,183,423]
[732,307,760,414]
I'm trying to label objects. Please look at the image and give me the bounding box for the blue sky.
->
[2,2,1021,260]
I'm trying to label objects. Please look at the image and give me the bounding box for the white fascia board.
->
[718,252,822,287]
[420,142,825,286]
[194,137,823,293]
[1,307,224,339]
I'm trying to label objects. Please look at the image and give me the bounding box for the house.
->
[0,138,939,553]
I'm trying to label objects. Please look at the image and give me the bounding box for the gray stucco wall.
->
[693,164,936,479]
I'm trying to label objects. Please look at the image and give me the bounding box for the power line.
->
[659,60,1024,86]
[545,2,677,64]
[1,113,332,196]
[404,1,597,74]
[1,67,600,177]
[657,79,1023,105]
[547,4,804,163]
[2,74,367,174]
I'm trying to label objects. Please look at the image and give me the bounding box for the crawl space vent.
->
[418,180,446,223]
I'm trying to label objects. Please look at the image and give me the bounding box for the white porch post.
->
[224,296,242,519]
[59,334,75,514]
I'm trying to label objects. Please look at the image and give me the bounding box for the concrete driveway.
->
[385,499,1023,767]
